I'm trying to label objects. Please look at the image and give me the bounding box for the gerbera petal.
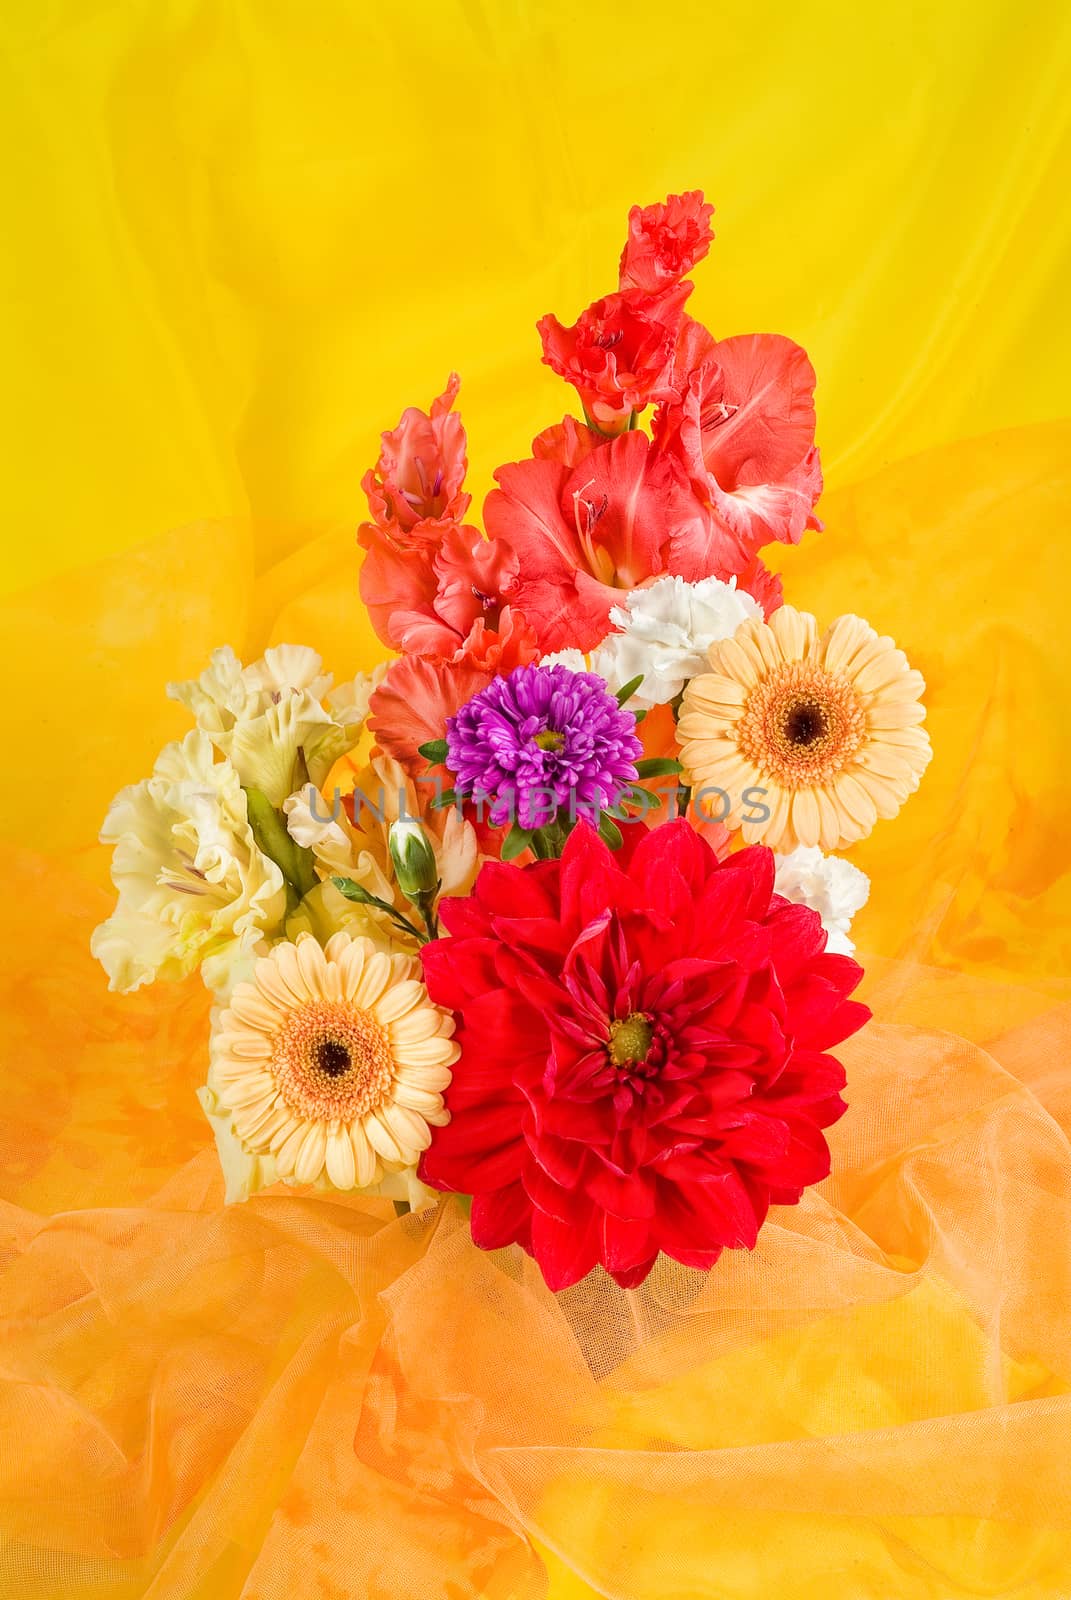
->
[372,978,426,1024]
[348,948,392,1007]
[816,791,844,851]
[218,1073,276,1110]
[294,935,327,998]
[228,988,284,1031]
[392,1080,447,1116]
[395,1062,455,1091]
[350,1122,378,1187]
[234,1100,290,1146]
[274,1120,307,1175]
[383,1102,433,1155]
[221,1035,273,1060]
[394,1036,460,1069]
[326,1125,357,1189]
[768,605,816,661]
[867,698,928,729]
[833,772,879,833]
[272,942,312,1005]
[706,634,761,689]
[820,613,873,676]
[851,768,910,818]
[854,647,913,695]
[293,1120,327,1184]
[389,1008,446,1045]
[791,787,822,848]
[365,1111,406,1163]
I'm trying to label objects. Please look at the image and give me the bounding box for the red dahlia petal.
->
[756,1120,832,1188]
[421,935,502,1007]
[717,1113,792,1165]
[602,1211,657,1276]
[472,857,563,921]
[470,1183,533,1252]
[767,899,830,978]
[531,1205,603,1291]
[657,1166,761,1252]
[521,1158,578,1225]
[585,1160,657,1222]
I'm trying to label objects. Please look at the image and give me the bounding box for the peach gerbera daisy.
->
[677,607,931,851]
[209,931,458,1191]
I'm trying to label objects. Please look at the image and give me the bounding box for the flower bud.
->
[388,818,439,900]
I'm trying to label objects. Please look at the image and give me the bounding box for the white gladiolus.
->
[168,645,379,805]
[773,845,870,956]
[591,575,762,709]
[91,730,288,993]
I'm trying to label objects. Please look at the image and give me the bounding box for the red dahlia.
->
[419,821,869,1290]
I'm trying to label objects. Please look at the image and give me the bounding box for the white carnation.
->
[591,575,762,709]
[539,649,591,674]
[773,845,870,956]
[91,730,288,993]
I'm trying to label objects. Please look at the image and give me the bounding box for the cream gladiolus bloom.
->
[91,730,288,993]
[168,645,379,806]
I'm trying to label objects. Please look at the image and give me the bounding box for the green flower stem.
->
[245,787,318,899]
[331,877,429,944]
[413,889,440,942]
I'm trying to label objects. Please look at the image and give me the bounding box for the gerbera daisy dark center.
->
[734,661,867,790]
[783,699,827,746]
[314,1037,352,1078]
[272,1000,395,1122]
[609,1012,654,1067]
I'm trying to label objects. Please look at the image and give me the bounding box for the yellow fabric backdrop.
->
[1,1,1070,1596]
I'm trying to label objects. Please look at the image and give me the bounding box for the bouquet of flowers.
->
[93,192,931,1292]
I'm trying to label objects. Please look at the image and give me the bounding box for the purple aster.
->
[446,663,642,830]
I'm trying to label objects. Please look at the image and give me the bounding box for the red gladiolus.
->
[368,522,531,660]
[655,326,824,554]
[484,430,716,652]
[368,654,493,775]
[619,190,715,294]
[358,376,481,651]
[361,373,470,535]
[419,822,869,1291]
[537,283,690,430]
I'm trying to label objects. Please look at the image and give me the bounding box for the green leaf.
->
[614,674,645,706]
[418,739,449,765]
[501,824,535,862]
[635,756,683,778]
[633,709,647,723]
[597,814,624,850]
[624,786,662,809]
[428,788,459,810]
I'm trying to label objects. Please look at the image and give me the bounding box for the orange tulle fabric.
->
[1,422,1069,1597]
[3,1,1071,1588]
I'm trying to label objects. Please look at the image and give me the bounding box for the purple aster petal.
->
[446,664,643,832]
